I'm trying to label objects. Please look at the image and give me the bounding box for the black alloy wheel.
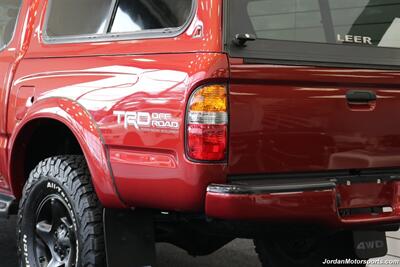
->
[35,195,77,267]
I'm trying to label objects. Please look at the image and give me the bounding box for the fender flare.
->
[8,97,125,208]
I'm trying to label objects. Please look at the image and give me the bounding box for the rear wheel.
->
[254,231,365,267]
[17,155,105,267]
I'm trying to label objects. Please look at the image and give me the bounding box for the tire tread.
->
[17,155,105,267]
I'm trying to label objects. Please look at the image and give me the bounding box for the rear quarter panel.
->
[7,0,228,211]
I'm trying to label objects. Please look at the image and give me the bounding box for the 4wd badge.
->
[114,111,180,133]
[353,231,387,259]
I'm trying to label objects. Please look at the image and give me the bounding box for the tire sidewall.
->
[18,176,80,267]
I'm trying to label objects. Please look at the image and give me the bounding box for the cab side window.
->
[110,0,193,33]
[0,0,21,49]
[46,0,113,37]
[45,0,194,40]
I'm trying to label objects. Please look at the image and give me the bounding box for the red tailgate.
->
[228,61,400,174]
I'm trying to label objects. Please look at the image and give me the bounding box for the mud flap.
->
[353,231,387,259]
[104,209,156,267]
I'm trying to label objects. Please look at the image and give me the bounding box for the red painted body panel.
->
[7,53,228,211]
[0,0,398,229]
[3,0,229,212]
[0,0,38,192]
[229,60,400,174]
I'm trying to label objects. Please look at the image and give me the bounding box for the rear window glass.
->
[0,0,21,48]
[246,0,400,48]
[110,0,193,33]
[45,0,194,39]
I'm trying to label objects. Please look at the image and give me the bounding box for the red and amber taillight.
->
[186,84,228,161]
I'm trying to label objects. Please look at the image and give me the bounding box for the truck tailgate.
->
[228,62,400,174]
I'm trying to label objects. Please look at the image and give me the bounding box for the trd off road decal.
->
[114,111,180,134]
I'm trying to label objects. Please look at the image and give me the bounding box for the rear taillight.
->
[186,84,228,161]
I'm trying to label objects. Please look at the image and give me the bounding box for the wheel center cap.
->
[53,225,70,258]
[57,227,67,240]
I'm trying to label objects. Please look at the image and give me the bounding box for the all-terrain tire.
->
[17,155,105,267]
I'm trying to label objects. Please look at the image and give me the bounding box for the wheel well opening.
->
[10,119,83,198]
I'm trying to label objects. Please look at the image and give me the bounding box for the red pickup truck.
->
[1,0,400,266]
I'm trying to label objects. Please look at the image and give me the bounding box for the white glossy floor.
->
[369,231,400,267]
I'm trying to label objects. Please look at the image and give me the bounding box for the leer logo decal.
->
[114,111,180,133]
[337,34,372,45]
